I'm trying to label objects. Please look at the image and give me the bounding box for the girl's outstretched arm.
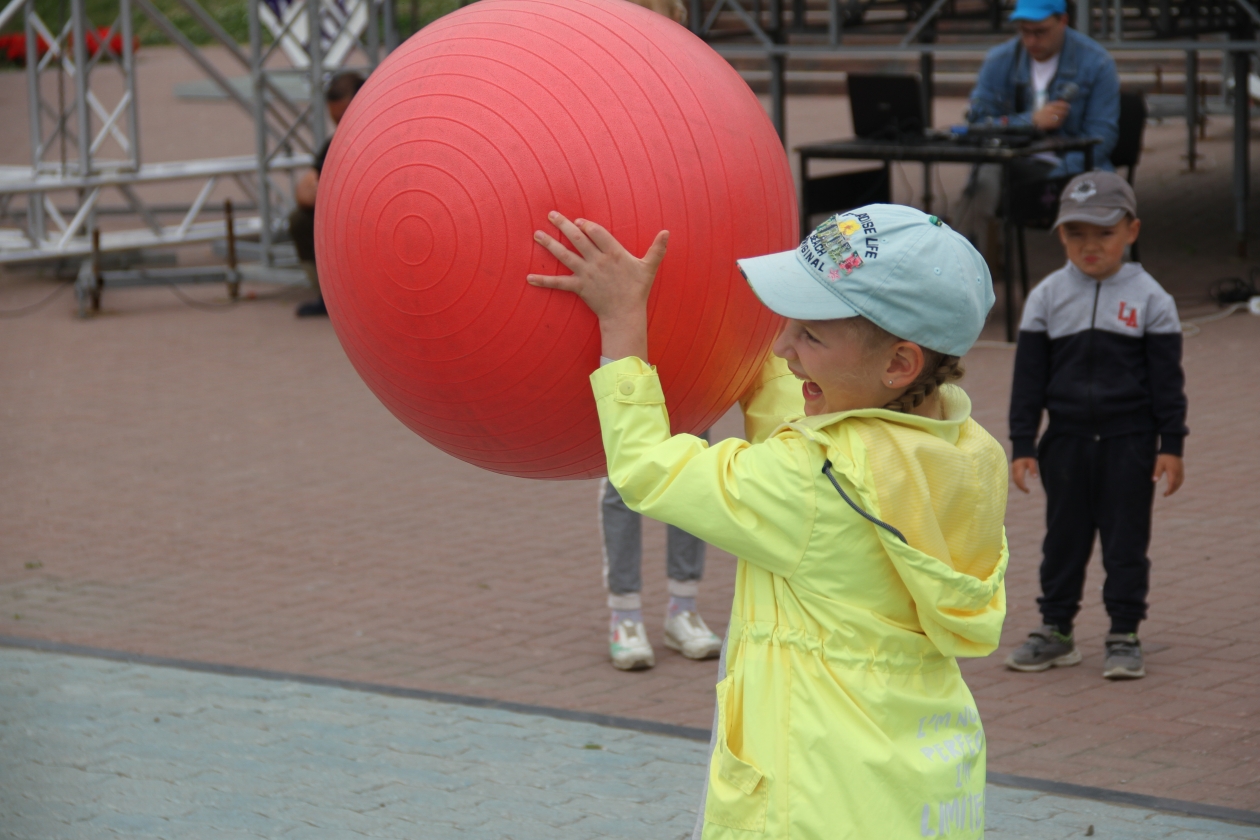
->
[528,212,813,575]
[526,211,667,363]
[528,211,804,443]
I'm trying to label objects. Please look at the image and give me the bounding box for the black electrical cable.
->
[162,274,310,310]
[934,164,950,220]
[894,162,914,205]
[163,281,240,311]
[0,281,73,318]
[236,285,307,302]
[1209,276,1258,305]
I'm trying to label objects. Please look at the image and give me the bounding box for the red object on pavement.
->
[0,28,136,65]
[0,32,38,63]
[315,0,795,479]
[84,27,134,57]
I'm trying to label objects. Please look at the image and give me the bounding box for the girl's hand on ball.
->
[528,211,668,362]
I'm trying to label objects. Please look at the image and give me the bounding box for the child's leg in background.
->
[601,433,719,664]
[1037,434,1100,635]
[602,431,710,619]
[600,478,656,669]
[1094,433,1157,635]
[600,477,644,618]
[664,526,704,615]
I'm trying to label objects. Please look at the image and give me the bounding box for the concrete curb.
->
[4,633,1257,828]
[0,634,713,740]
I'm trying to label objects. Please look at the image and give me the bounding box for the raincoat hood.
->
[784,384,1009,658]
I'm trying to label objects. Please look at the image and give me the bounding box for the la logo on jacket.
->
[1118,302,1139,329]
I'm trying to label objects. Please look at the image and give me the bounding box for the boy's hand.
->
[1153,454,1184,497]
[527,212,668,362]
[1010,457,1038,494]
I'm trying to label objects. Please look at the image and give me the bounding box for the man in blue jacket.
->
[959,0,1120,246]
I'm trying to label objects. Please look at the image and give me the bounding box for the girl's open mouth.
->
[802,380,823,400]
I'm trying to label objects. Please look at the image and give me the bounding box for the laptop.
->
[848,74,926,141]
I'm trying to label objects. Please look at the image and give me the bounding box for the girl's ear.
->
[885,341,925,388]
[1125,218,1142,245]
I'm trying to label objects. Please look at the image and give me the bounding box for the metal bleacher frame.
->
[4,0,1259,310]
[0,0,398,314]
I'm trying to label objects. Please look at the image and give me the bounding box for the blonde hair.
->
[845,317,964,414]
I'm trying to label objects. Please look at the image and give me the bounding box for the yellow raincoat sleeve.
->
[592,355,813,580]
[738,352,801,445]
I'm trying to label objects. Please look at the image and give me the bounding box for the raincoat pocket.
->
[705,676,769,832]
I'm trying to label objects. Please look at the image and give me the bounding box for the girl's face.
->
[772,318,925,417]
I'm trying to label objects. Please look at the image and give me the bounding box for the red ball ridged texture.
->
[316,0,795,479]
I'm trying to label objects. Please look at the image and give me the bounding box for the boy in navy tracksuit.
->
[1006,171,1187,680]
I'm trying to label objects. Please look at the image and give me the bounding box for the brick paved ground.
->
[2,46,1260,815]
[5,648,1258,839]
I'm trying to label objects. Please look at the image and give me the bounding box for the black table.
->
[796,135,1101,342]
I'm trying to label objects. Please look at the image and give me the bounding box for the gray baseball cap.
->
[1054,171,1137,228]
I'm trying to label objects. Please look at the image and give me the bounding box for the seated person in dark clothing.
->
[291,70,365,317]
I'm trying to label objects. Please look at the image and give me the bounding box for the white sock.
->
[667,596,696,618]
[612,608,643,626]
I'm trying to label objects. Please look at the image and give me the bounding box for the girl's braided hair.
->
[847,317,965,414]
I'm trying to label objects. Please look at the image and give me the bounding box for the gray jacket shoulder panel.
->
[1019,264,1093,338]
[1020,263,1180,339]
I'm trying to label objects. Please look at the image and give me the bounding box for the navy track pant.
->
[1037,431,1157,635]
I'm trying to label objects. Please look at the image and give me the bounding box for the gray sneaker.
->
[1005,625,1083,672]
[1102,633,1145,679]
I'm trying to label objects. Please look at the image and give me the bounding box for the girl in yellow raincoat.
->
[529,204,1008,840]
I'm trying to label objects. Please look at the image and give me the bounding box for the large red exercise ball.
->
[316,0,796,479]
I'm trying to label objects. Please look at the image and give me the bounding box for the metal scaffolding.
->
[0,0,398,311]
[5,0,1260,304]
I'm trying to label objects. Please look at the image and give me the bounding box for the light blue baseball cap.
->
[1010,0,1066,20]
[736,204,994,357]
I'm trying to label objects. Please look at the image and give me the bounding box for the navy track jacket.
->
[1009,262,1188,460]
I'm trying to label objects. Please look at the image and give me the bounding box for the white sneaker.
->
[610,619,655,671]
[663,611,722,660]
